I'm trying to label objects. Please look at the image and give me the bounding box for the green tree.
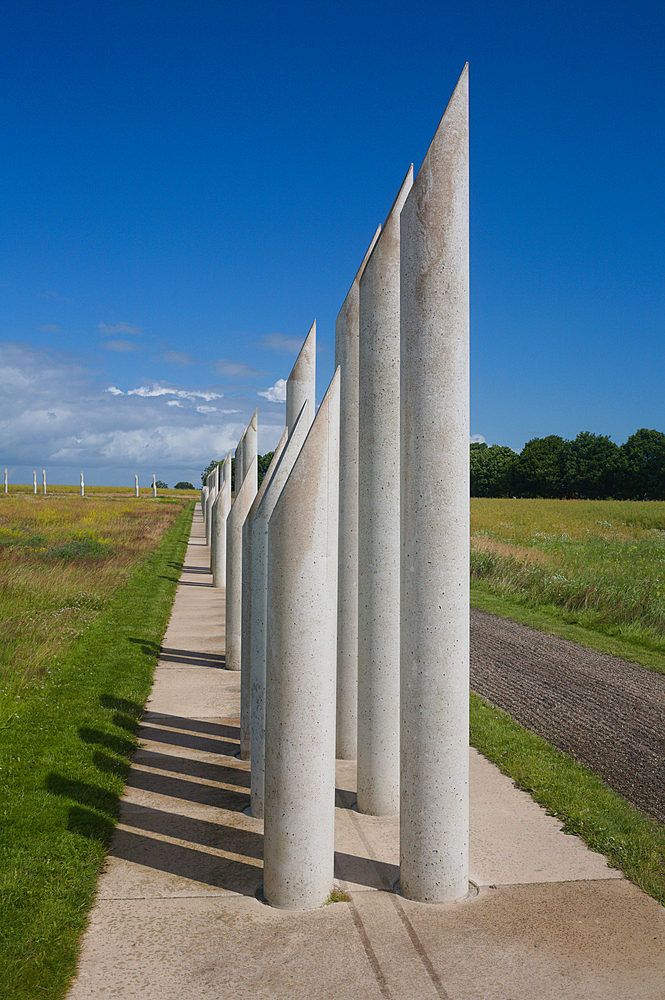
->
[619,429,665,500]
[511,436,569,498]
[563,432,621,499]
[174,481,195,490]
[470,443,518,497]
[155,480,168,489]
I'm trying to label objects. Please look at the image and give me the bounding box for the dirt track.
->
[470,607,665,824]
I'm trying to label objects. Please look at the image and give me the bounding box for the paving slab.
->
[68,504,665,999]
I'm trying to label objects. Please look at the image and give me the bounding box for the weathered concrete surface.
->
[263,371,340,909]
[335,225,381,760]
[249,404,311,819]
[239,429,287,761]
[285,321,316,438]
[67,504,665,1000]
[225,457,257,672]
[400,65,470,903]
[357,166,412,817]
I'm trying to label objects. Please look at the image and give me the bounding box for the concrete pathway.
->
[68,506,665,999]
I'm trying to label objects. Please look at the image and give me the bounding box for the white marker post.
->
[33,471,37,494]
[134,475,139,498]
[80,472,84,497]
[42,470,46,495]
[4,469,7,494]
[400,66,470,903]
[152,474,157,498]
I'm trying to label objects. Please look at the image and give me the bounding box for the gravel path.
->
[470,606,665,824]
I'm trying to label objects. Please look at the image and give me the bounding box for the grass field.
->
[0,490,195,999]
[470,498,665,664]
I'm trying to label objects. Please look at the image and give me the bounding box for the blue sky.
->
[1,0,663,486]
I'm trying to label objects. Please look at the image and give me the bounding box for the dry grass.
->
[0,492,191,717]
[470,498,665,653]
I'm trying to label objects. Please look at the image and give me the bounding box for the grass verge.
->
[470,692,665,906]
[0,501,194,1000]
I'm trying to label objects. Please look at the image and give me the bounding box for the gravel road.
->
[470,606,665,824]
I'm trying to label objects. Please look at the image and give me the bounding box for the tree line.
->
[471,429,665,500]
[201,453,275,492]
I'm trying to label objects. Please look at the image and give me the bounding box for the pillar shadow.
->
[158,648,226,668]
[140,713,239,740]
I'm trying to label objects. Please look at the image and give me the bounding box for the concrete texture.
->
[335,225,381,760]
[225,457,257,672]
[400,65,470,903]
[285,321,316,438]
[263,371,340,909]
[67,503,665,1000]
[357,166,412,817]
[249,404,311,819]
[211,451,231,586]
[240,429,287,761]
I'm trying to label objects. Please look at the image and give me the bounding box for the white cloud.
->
[0,342,285,487]
[104,339,137,352]
[98,321,142,336]
[258,378,287,403]
[214,358,264,379]
[470,434,486,444]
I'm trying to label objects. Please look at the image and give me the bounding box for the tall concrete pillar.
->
[211,452,232,586]
[263,370,340,910]
[249,403,311,818]
[335,225,381,759]
[357,166,413,817]
[33,470,36,494]
[235,425,247,490]
[239,428,287,761]
[201,485,209,522]
[80,472,84,497]
[400,65,470,904]
[152,474,157,498]
[225,456,257,672]
[4,469,8,494]
[134,475,139,498]
[205,469,217,545]
[286,321,316,438]
[42,470,47,495]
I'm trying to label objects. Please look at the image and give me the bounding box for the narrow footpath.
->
[68,506,665,1000]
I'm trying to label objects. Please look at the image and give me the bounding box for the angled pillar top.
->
[286,321,316,438]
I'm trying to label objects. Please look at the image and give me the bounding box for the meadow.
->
[0,488,195,999]
[470,498,665,667]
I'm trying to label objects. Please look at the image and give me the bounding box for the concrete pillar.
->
[286,321,316,438]
[42,470,46,495]
[263,369,340,910]
[4,468,7,494]
[334,225,381,759]
[249,404,311,818]
[235,425,247,490]
[400,65,470,904]
[225,456,257,672]
[205,469,217,545]
[80,472,84,497]
[201,486,209,525]
[134,475,139,498]
[357,166,413,817]
[239,428,287,761]
[33,470,36,494]
[211,452,232,585]
[152,474,157,498]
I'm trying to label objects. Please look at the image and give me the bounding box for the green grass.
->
[470,692,665,906]
[470,498,665,667]
[0,500,194,1000]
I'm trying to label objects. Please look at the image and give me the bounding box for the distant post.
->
[152,474,157,498]
[33,471,37,494]
[80,472,84,497]
[134,474,139,498]
[42,470,46,495]
[4,469,7,494]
